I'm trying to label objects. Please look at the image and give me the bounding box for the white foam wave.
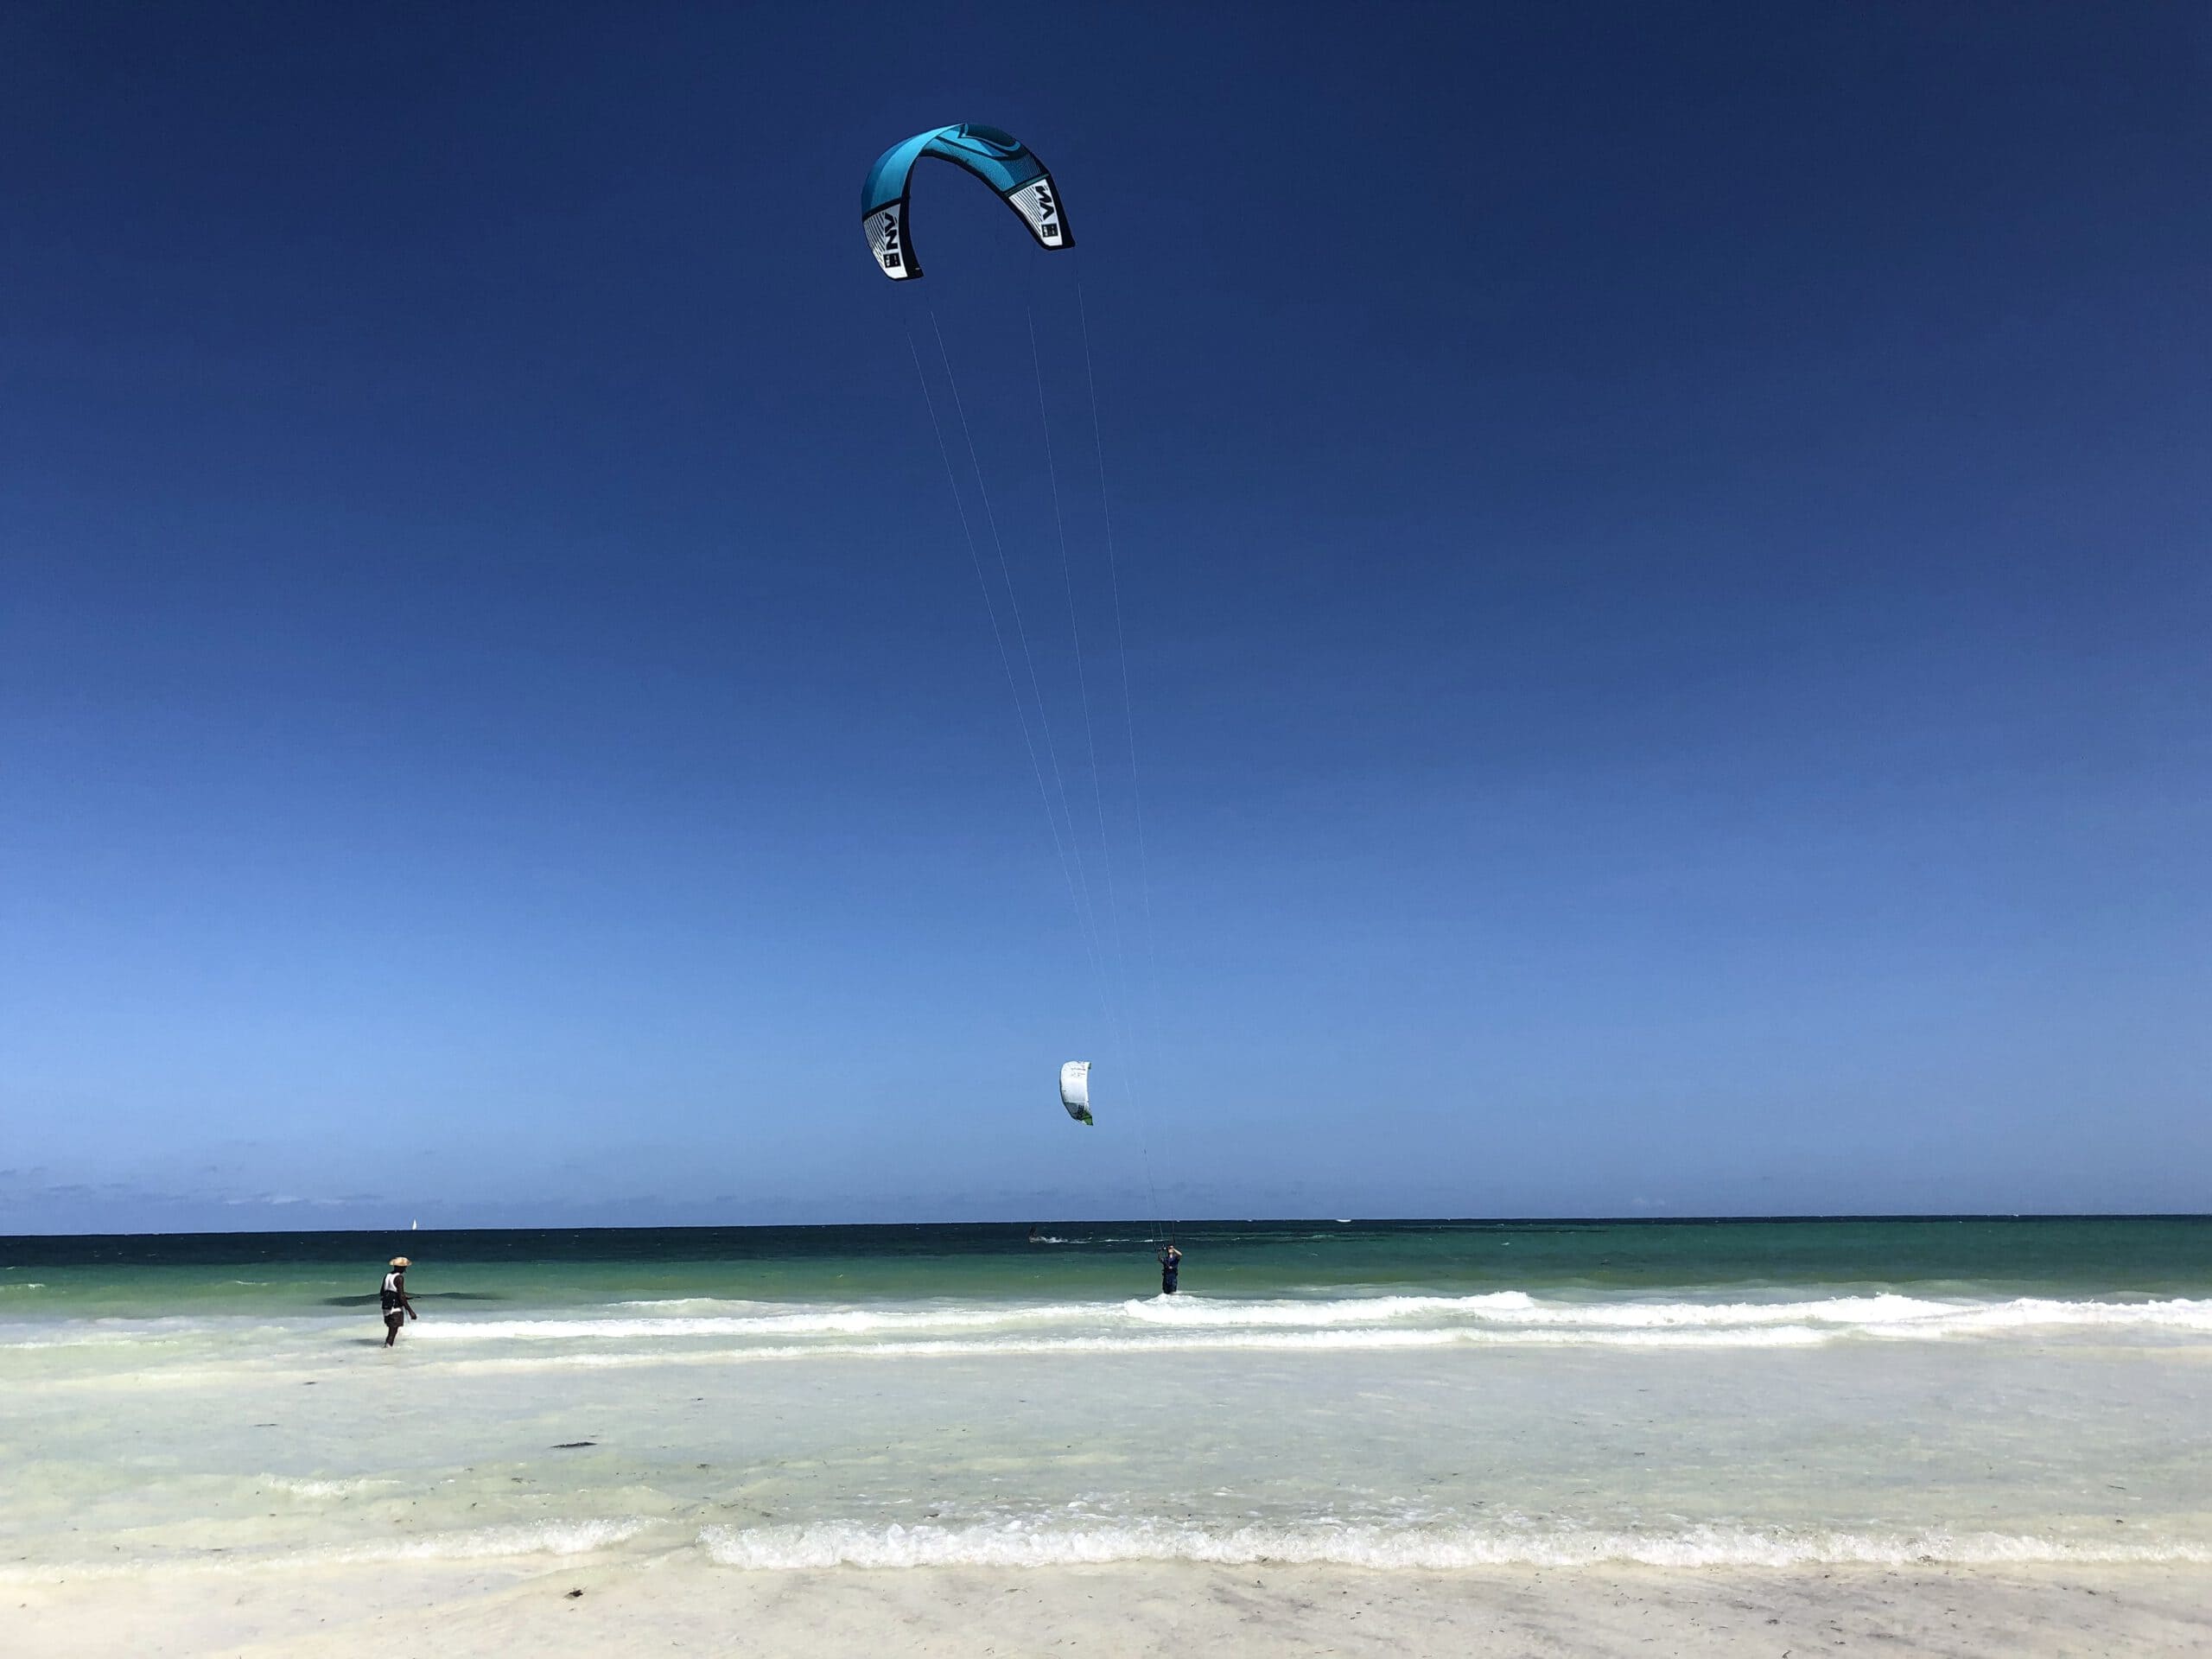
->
[440,1323,1834,1375]
[699,1519,2212,1572]
[1873,1296,2212,1333]
[1127,1291,2212,1333]
[0,1519,655,1585]
[17,1512,2206,1586]
[1120,1291,1538,1326]
[13,1292,2208,1372]
[259,1476,391,1499]
[331,1518,647,1564]
[410,1303,1100,1343]
[0,1326,192,1351]
[409,1292,2212,1364]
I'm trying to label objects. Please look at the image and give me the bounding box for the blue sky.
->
[3,3,2207,1231]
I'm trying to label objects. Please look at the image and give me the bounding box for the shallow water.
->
[3,1217,2209,1575]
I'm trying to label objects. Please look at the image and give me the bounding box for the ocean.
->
[4,1217,2209,1578]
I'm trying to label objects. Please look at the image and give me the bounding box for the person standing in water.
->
[380,1256,417,1346]
[1157,1244,1181,1295]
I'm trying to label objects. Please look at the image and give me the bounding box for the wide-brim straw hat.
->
[389,1256,411,1268]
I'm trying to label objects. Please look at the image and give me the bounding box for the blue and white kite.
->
[861,124,1071,281]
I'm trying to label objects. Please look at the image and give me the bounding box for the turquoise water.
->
[4,1217,2210,1575]
[10,1215,2212,1316]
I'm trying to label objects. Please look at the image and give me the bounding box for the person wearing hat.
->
[380,1257,417,1347]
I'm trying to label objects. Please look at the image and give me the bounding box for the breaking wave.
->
[699,1518,2212,1571]
[439,1323,1837,1376]
[406,1292,2212,1366]
[15,1511,2207,1585]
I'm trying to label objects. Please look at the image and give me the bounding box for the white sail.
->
[1058,1060,1094,1125]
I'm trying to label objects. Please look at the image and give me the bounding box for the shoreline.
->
[15,1559,2212,1656]
[12,1223,2210,1656]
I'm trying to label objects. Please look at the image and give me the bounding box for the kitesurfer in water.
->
[1158,1244,1181,1295]
[380,1257,417,1346]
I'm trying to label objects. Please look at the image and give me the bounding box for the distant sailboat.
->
[411,1220,419,1230]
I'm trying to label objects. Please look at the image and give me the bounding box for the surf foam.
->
[412,1293,2212,1351]
[697,1519,2212,1572]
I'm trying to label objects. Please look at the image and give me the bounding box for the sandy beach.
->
[14,1558,2211,1656]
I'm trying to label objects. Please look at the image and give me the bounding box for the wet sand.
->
[14,1559,2211,1656]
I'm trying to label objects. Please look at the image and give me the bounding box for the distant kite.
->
[861,124,1071,280]
[1059,1061,1094,1125]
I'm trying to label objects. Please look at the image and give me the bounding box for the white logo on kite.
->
[870,209,905,271]
[1006,179,1064,246]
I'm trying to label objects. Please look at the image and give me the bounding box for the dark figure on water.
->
[380,1257,417,1346]
[1158,1244,1181,1295]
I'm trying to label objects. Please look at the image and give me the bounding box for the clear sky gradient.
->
[3,3,2207,1230]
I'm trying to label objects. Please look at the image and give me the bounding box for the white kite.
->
[1058,1061,1094,1126]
